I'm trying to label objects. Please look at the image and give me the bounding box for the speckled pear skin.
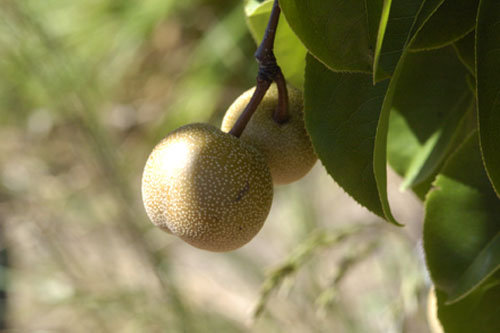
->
[141,123,273,252]
[221,84,317,185]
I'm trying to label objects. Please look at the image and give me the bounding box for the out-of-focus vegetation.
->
[0,1,432,332]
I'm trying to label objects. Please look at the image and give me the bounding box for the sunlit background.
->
[1,1,433,332]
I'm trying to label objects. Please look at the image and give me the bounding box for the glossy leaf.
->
[373,0,424,82]
[304,54,388,219]
[387,46,473,192]
[371,0,390,82]
[279,0,373,73]
[408,0,444,37]
[245,0,306,88]
[411,0,479,51]
[476,0,500,197]
[453,30,475,76]
[448,232,500,303]
[410,106,477,200]
[424,133,500,295]
[303,0,443,223]
[364,0,385,47]
[435,285,500,333]
[372,0,444,222]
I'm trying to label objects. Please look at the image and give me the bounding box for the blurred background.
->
[0,0,432,332]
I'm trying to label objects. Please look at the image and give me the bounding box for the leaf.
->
[304,54,389,220]
[448,232,500,303]
[364,0,385,48]
[371,0,391,82]
[412,176,435,201]
[411,103,476,200]
[408,0,444,37]
[373,0,425,82]
[372,0,444,221]
[434,285,500,333]
[476,0,500,198]
[245,0,306,88]
[410,0,479,51]
[453,30,475,76]
[424,133,500,296]
[387,46,473,193]
[303,0,444,223]
[245,0,263,14]
[279,0,373,73]
[467,73,477,97]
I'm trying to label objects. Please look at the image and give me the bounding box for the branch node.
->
[228,0,289,137]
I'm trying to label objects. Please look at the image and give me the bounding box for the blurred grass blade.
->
[254,225,370,318]
[0,223,6,331]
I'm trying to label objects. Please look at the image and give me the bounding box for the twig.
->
[229,0,289,138]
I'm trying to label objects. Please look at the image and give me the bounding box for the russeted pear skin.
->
[221,84,317,185]
[141,123,273,252]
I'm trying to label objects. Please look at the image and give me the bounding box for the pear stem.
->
[229,0,289,138]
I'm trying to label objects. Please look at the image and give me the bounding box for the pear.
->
[141,123,273,252]
[222,84,317,185]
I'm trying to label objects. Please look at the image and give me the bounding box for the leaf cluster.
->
[246,0,500,331]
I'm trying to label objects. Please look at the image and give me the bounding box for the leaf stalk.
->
[229,0,289,138]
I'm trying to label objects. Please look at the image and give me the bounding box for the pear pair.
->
[141,84,317,252]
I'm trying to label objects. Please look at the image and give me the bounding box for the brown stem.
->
[228,0,289,137]
[273,70,289,124]
[229,78,271,137]
[255,0,281,65]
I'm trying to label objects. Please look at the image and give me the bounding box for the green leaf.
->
[367,0,392,83]
[412,176,435,201]
[476,0,500,198]
[372,0,444,222]
[303,0,443,223]
[453,30,475,76]
[279,0,373,73]
[448,232,500,303]
[434,285,500,333]
[387,46,473,193]
[245,0,306,88]
[370,0,390,82]
[410,104,476,200]
[410,0,479,51]
[304,54,389,220]
[245,0,263,14]
[467,73,477,97]
[408,0,444,37]
[364,0,385,48]
[373,0,424,82]
[424,133,500,295]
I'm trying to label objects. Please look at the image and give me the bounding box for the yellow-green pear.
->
[142,123,273,252]
[221,84,317,185]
